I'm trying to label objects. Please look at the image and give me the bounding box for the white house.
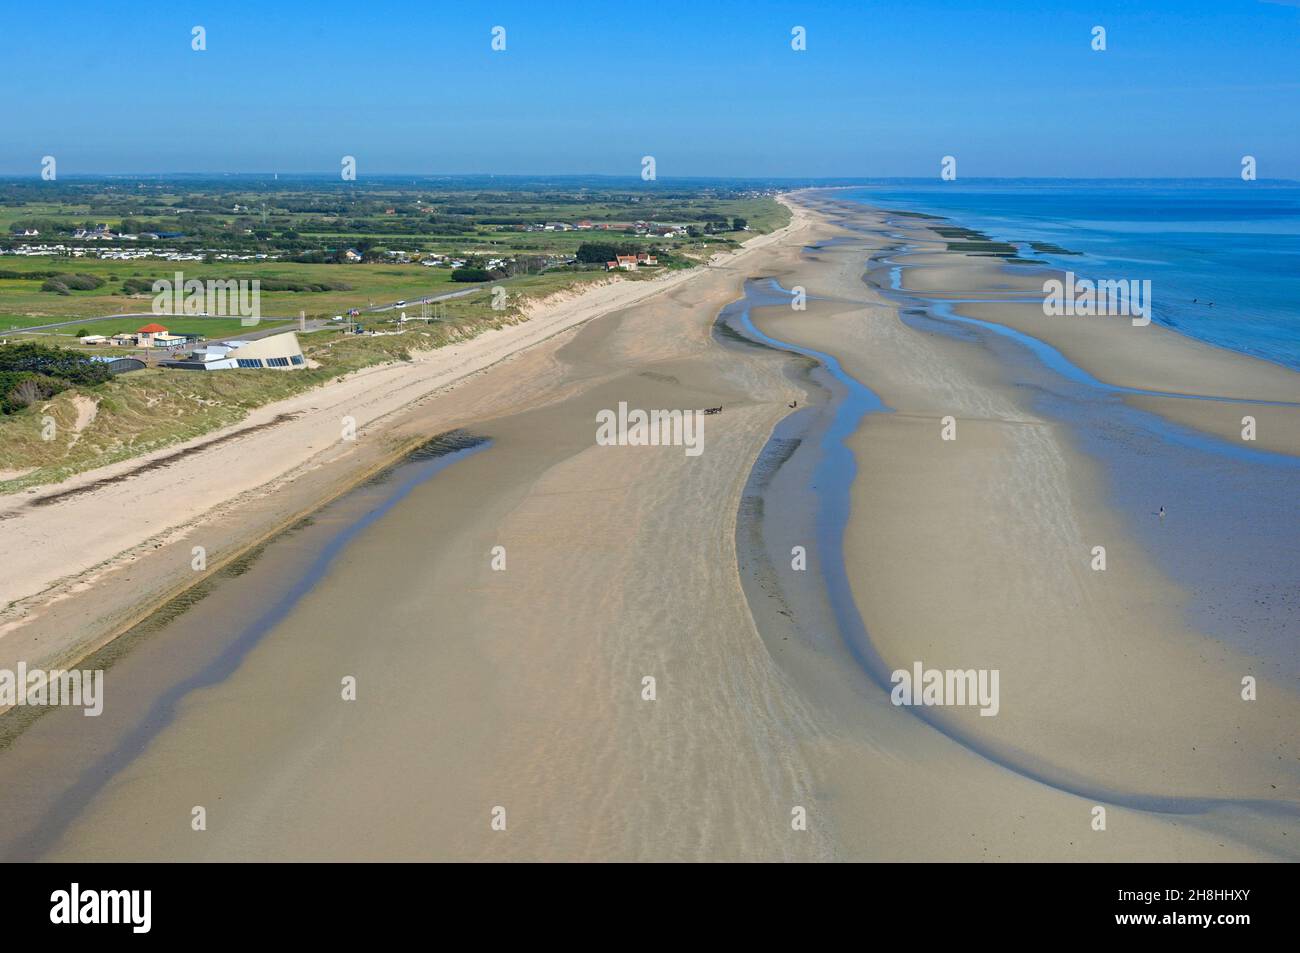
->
[135,323,188,348]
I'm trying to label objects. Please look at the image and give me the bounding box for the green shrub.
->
[121,277,157,295]
[39,273,105,293]
[575,242,636,264]
[0,342,112,386]
[63,274,104,291]
[0,269,63,280]
[0,371,67,415]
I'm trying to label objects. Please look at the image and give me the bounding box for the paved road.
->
[363,284,488,313]
[5,312,299,335]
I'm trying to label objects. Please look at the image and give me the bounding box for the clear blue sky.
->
[3,0,1298,178]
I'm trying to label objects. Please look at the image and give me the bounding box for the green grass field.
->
[0,266,618,490]
[1,184,786,316]
[0,260,466,325]
[27,315,293,340]
[0,185,790,489]
[1,182,784,263]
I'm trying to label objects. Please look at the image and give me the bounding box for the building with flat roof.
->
[161,332,307,371]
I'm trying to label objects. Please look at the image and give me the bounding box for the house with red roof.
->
[135,323,188,348]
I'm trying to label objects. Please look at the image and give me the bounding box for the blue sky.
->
[2,0,1298,177]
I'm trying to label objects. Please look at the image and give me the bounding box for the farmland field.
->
[0,177,788,487]
[0,179,786,329]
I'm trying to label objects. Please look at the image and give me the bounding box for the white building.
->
[164,332,307,371]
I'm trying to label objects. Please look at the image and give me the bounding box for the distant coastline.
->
[836,181,1300,371]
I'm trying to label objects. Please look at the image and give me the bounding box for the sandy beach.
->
[0,190,1295,862]
[747,196,1298,856]
[0,210,809,678]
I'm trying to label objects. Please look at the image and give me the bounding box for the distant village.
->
[1,216,723,267]
[4,226,270,263]
[517,219,690,238]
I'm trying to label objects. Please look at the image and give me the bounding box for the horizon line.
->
[1,173,1297,185]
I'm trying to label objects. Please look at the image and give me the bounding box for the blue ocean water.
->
[842,181,1300,372]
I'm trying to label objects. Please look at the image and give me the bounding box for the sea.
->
[841,180,1300,372]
